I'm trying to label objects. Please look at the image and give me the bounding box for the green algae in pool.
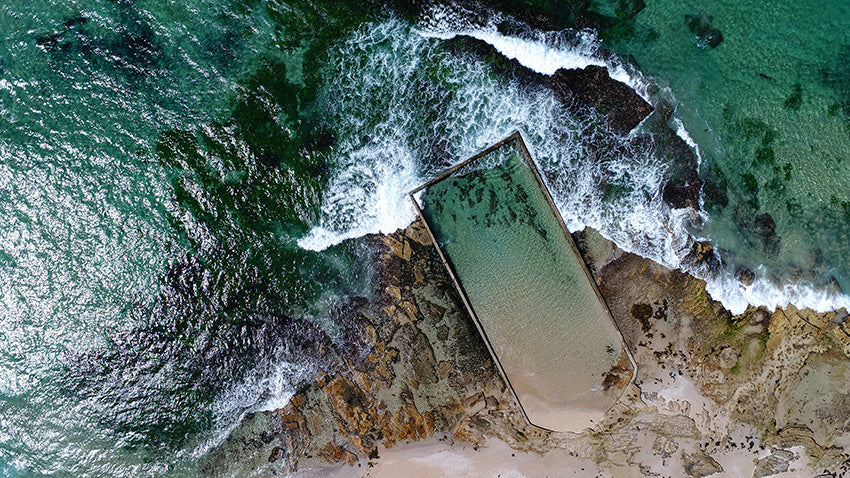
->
[417,136,635,432]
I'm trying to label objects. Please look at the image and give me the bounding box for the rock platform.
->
[202,221,850,477]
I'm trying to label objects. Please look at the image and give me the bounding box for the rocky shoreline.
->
[203,221,850,477]
[200,25,848,477]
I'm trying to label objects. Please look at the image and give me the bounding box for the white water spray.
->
[298,16,850,315]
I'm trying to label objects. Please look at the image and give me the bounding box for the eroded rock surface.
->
[200,220,545,476]
[204,222,850,477]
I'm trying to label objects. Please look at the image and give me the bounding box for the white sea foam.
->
[706,269,850,315]
[297,17,850,316]
[673,117,700,157]
[417,4,649,100]
[297,140,420,251]
[421,25,605,75]
[191,359,313,457]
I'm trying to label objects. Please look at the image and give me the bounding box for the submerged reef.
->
[684,13,724,49]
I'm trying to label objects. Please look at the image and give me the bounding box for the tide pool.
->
[416,134,635,432]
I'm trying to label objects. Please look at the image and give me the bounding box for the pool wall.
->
[408,131,637,433]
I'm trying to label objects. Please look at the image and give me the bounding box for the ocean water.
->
[0,0,847,475]
[605,0,850,312]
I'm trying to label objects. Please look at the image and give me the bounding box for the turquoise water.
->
[0,0,847,474]
[0,1,374,475]
[419,139,630,432]
[607,0,850,300]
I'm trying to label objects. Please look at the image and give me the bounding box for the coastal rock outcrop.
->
[204,222,850,477]
[447,35,707,213]
[548,65,654,133]
[200,220,542,476]
[649,101,703,210]
[446,36,653,135]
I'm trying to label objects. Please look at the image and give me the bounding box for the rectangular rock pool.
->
[410,132,635,432]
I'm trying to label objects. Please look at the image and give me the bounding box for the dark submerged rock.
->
[819,46,850,117]
[783,82,803,110]
[685,13,724,49]
[701,169,729,210]
[734,265,756,286]
[548,65,654,133]
[753,212,780,255]
[662,169,703,210]
[63,16,88,28]
[646,102,703,210]
[36,12,160,77]
[35,32,64,52]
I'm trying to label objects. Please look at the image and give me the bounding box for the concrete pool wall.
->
[409,131,636,433]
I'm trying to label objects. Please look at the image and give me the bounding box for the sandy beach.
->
[297,434,599,478]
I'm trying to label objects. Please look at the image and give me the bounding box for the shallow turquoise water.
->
[608,0,850,290]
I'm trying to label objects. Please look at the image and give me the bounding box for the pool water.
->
[418,136,634,432]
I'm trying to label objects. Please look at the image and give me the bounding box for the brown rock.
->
[601,350,634,391]
[682,450,723,477]
[404,220,432,246]
[322,376,377,453]
[385,285,401,301]
[268,446,287,463]
[381,235,411,261]
[682,240,720,272]
[400,301,419,322]
[319,443,358,466]
[393,387,432,441]
[276,396,310,437]
[380,410,397,448]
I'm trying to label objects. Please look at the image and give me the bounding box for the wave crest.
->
[298,16,850,315]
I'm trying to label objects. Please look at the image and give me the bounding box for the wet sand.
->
[297,434,599,478]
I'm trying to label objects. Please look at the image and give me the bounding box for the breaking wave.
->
[192,360,312,458]
[298,15,850,315]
